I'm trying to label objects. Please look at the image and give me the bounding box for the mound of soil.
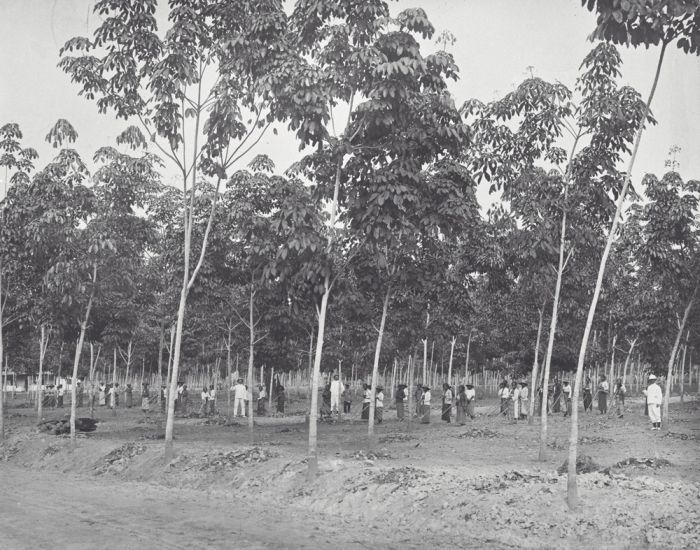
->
[455,427,502,439]
[37,417,98,435]
[611,457,672,470]
[371,466,428,485]
[193,447,278,472]
[579,435,614,444]
[349,449,392,460]
[95,442,146,475]
[557,454,601,475]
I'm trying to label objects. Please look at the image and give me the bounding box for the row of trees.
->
[1,0,698,510]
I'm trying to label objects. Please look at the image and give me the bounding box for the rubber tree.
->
[354,171,482,440]
[0,123,38,435]
[28,122,101,447]
[60,0,324,459]
[627,172,699,416]
[207,162,323,434]
[567,0,700,509]
[288,1,467,475]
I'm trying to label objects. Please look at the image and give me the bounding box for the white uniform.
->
[330,379,343,412]
[646,382,663,424]
[233,383,247,417]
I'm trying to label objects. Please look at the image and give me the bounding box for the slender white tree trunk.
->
[664,288,696,418]
[447,336,456,387]
[368,286,391,437]
[37,324,49,421]
[307,148,344,479]
[538,209,568,460]
[528,306,544,424]
[248,285,255,434]
[70,266,96,448]
[567,42,668,510]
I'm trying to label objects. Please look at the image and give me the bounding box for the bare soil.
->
[1,394,698,549]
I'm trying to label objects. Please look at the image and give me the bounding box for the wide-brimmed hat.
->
[648,374,657,380]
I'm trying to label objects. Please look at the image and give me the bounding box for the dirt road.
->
[0,466,367,550]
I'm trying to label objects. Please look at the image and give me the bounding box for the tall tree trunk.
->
[248,284,255,435]
[528,305,545,424]
[464,329,473,383]
[422,338,428,386]
[538,208,569,460]
[0,263,4,442]
[621,338,637,386]
[70,265,96,448]
[307,146,344,479]
[407,355,413,434]
[663,288,697,418]
[157,322,164,407]
[608,334,617,393]
[227,321,233,415]
[447,336,456,387]
[37,324,50,421]
[111,347,117,416]
[165,324,175,407]
[680,331,689,402]
[567,41,668,510]
[368,286,391,438]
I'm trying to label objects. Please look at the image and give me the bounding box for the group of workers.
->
[314,371,666,431]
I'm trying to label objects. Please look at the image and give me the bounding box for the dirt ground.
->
[0,393,698,549]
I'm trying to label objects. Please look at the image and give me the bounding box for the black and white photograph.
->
[1,1,699,548]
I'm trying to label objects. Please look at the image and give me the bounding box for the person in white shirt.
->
[200,387,210,416]
[375,387,384,424]
[644,374,663,430]
[421,386,431,424]
[598,375,609,414]
[512,382,521,421]
[441,383,453,423]
[498,381,510,416]
[519,382,529,420]
[232,379,247,417]
[257,384,267,416]
[330,375,343,415]
[465,384,476,419]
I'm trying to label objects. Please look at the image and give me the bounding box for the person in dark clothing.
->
[342,384,352,414]
[552,378,562,413]
[395,384,406,421]
[125,384,133,408]
[582,376,593,412]
[321,384,332,420]
[276,385,286,414]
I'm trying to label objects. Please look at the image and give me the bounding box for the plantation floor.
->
[1,394,698,549]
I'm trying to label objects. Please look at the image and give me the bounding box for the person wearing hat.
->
[644,374,663,430]
[421,386,431,424]
[233,378,247,418]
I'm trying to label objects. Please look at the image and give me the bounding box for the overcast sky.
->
[1,0,698,205]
